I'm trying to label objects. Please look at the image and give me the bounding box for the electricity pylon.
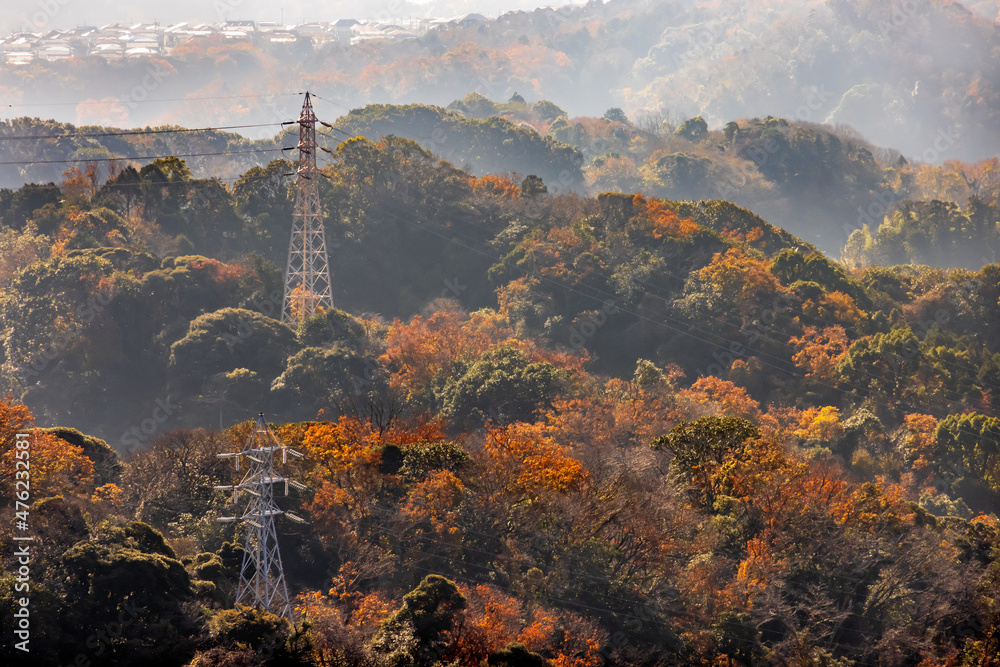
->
[282,91,333,325]
[216,414,307,623]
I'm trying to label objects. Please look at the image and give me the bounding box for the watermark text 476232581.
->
[11,431,33,653]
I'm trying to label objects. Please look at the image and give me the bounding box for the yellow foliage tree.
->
[793,406,844,442]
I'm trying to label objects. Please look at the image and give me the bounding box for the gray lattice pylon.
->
[282,91,333,325]
[215,414,307,623]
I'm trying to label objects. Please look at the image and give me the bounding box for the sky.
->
[0,0,587,34]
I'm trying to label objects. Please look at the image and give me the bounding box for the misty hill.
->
[0,106,584,193]
[5,100,999,263]
[444,96,1000,261]
[1,0,998,164]
[0,117,271,189]
[326,104,584,188]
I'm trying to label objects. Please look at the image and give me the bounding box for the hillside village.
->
[0,14,492,65]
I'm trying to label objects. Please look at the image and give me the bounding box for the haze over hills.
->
[0,0,586,35]
[1,0,998,164]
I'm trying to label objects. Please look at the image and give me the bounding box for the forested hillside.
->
[3,126,1000,664]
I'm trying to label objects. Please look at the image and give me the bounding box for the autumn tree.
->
[680,376,763,422]
[651,415,760,507]
[0,398,95,499]
[790,325,850,385]
[380,305,514,402]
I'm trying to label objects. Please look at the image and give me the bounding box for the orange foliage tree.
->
[903,413,939,479]
[789,325,850,384]
[301,417,384,543]
[0,398,95,499]
[698,248,781,307]
[380,304,514,400]
[544,362,684,451]
[801,290,865,327]
[453,584,605,667]
[62,164,99,200]
[471,174,521,198]
[400,469,465,542]
[481,422,589,498]
[680,376,763,422]
[793,406,844,442]
[634,195,699,240]
[451,584,523,664]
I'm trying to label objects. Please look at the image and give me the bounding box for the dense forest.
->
[3,111,1000,664]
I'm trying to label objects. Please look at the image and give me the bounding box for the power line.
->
[3,92,303,108]
[0,122,285,142]
[0,147,284,166]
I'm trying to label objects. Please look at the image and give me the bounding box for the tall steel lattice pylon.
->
[282,91,333,325]
[215,414,308,623]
